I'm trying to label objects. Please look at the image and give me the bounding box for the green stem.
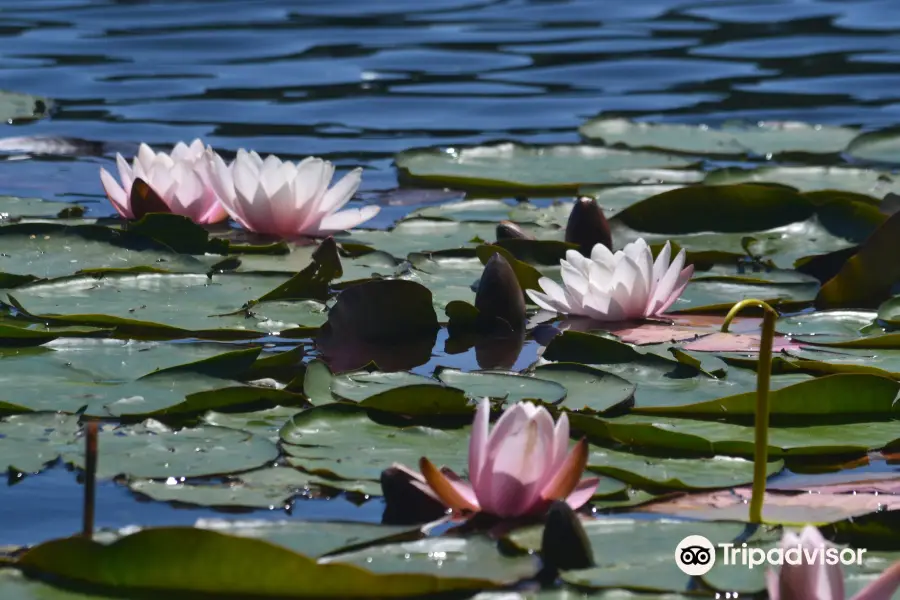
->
[721,299,777,524]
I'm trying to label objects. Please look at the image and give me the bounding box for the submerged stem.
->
[82,420,98,539]
[721,299,778,524]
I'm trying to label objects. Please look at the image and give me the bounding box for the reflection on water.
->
[3,0,900,205]
[1,0,899,545]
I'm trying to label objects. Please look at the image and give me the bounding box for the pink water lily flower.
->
[767,526,900,600]
[205,149,379,238]
[527,239,693,321]
[99,140,228,224]
[401,399,599,519]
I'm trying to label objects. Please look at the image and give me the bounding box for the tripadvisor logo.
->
[675,535,868,576]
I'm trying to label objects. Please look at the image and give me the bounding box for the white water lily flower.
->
[206,149,379,238]
[99,139,228,224]
[526,239,693,321]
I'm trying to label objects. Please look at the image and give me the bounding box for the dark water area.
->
[2,0,900,545]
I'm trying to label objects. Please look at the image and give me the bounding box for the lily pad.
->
[280,404,470,490]
[531,363,635,414]
[612,184,814,234]
[579,118,858,157]
[407,199,515,222]
[2,273,318,334]
[704,165,900,196]
[507,517,764,594]
[62,421,279,479]
[192,518,422,558]
[575,413,900,458]
[435,367,567,404]
[129,466,319,510]
[847,126,900,164]
[0,413,80,474]
[0,91,53,123]
[17,528,498,598]
[323,535,539,583]
[395,143,694,194]
[589,449,784,492]
[633,373,900,425]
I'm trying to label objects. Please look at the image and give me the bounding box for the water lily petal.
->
[419,458,479,513]
[135,143,156,172]
[656,262,694,315]
[314,205,380,235]
[468,398,490,490]
[115,153,135,193]
[99,167,132,218]
[440,467,481,511]
[549,411,570,474]
[850,562,900,600]
[646,245,687,316]
[527,278,573,314]
[539,438,590,503]
[317,166,363,217]
[564,477,600,510]
[481,418,551,516]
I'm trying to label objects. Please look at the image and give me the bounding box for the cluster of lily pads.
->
[0,106,899,598]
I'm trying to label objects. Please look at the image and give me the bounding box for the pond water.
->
[2,0,900,596]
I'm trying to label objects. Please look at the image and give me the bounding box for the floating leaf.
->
[62,421,279,479]
[613,183,813,234]
[579,118,857,157]
[633,374,900,424]
[395,142,694,194]
[0,91,53,123]
[816,209,900,309]
[17,528,497,598]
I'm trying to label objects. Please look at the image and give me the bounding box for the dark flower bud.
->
[565,197,612,256]
[474,253,526,333]
[540,500,595,571]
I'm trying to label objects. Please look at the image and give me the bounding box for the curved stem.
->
[721,299,778,524]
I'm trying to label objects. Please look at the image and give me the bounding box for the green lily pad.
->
[507,517,763,593]
[589,449,784,492]
[0,413,80,474]
[435,367,567,404]
[704,165,900,196]
[62,421,279,479]
[633,373,900,424]
[816,209,900,309]
[573,412,900,458]
[579,184,687,216]
[0,197,82,220]
[129,466,318,509]
[16,528,498,598]
[0,228,222,278]
[0,569,99,600]
[395,143,694,194]
[2,272,319,334]
[846,126,900,164]
[323,534,539,583]
[673,278,818,313]
[329,370,443,402]
[0,91,53,122]
[579,118,857,157]
[337,220,498,259]
[280,404,470,489]
[201,406,306,443]
[407,199,515,222]
[191,519,423,558]
[612,184,814,234]
[530,363,635,414]
[0,339,266,413]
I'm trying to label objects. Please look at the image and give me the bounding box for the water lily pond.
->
[1,1,900,598]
